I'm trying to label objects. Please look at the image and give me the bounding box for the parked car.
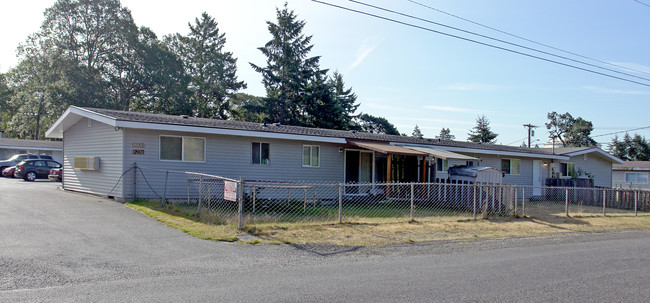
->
[0,154,53,176]
[48,168,63,182]
[14,159,62,181]
[2,166,16,178]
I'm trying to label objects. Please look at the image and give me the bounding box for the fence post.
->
[133,162,137,202]
[197,175,203,216]
[238,177,244,230]
[162,171,169,205]
[603,190,606,216]
[473,184,477,220]
[338,183,343,224]
[252,186,257,213]
[513,185,517,217]
[565,187,569,217]
[410,183,415,221]
[634,191,639,216]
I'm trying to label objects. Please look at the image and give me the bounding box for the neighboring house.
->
[612,161,650,189]
[538,147,623,188]
[0,137,63,163]
[45,106,621,201]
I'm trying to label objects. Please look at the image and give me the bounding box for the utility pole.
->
[523,124,539,148]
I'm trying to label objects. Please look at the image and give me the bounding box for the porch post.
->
[421,157,427,183]
[386,154,392,198]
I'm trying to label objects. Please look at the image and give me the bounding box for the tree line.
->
[0,0,398,140]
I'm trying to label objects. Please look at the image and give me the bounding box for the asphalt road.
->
[2,178,650,302]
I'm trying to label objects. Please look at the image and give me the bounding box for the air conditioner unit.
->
[74,157,100,170]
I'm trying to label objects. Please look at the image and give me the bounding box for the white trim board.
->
[391,143,569,160]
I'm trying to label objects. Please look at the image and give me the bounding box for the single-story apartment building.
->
[45,106,622,201]
[0,135,63,163]
[612,161,650,189]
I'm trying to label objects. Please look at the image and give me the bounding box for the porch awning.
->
[348,141,428,156]
[402,146,478,160]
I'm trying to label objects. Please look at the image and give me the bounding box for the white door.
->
[532,160,542,195]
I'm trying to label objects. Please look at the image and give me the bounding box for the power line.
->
[591,125,650,138]
[311,1,650,87]
[348,0,650,84]
[505,136,528,146]
[632,0,650,8]
[406,0,650,76]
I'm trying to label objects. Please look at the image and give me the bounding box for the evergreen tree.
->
[354,113,400,135]
[250,3,327,126]
[228,93,267,123]
[436,127,455,140]
[412,125,424,139]
[314,71,358,130]
[166,12,245,119]
[467,115,498,143]
[610,133,650,161]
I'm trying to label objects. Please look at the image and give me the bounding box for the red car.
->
[2,166,16,178]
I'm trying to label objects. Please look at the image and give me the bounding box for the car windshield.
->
[8,155,20,161]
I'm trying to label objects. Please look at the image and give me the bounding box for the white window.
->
[501,159,520,175]
[625,172,648,184]
[560,163,575,177]
[436,158,449,172]
[302,145,320,167]
[252,142,270,165]
[160,135,205,162]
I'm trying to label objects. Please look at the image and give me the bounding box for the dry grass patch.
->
[126,201,650,246]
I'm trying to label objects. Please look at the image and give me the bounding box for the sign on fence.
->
[224,181,237,201]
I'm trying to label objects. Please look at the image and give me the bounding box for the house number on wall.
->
[132,142,145,155]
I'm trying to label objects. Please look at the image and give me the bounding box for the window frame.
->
[560,162,575,178]
[251,142,270,165]
[625,172,648,184]
[501,158,520,175]
[302,145,320,168]
[159,135,206,163]
[436,158,449,172]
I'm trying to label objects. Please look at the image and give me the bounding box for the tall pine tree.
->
[468,115,498,143]
[167,12,245,119]
[250,3,327,126]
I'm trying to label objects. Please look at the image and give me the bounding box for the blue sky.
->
[2,0,650,148]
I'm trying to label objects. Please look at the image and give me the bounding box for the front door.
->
[345,150,374,194]
[532,160,542,195]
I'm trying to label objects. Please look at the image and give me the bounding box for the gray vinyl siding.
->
[123,129,345,200]
[566,154,613,188]
[62,118,124,197]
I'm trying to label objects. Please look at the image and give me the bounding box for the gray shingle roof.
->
[82,107,561,157]
[0,138,63,149]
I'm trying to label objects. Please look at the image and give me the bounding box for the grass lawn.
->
[126,201,650,246]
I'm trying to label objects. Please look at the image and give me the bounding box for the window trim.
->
[501,158,521,175]
[159,135,206,163]
[436,158,449,172]
[251,142,270,165]
[559,162,575,178]
[302,145,320,168]
[625,172,648,184]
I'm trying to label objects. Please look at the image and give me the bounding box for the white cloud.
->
[350,36,382,69]
[583,86,650,95]
[423,105,483,114]
[441,83,502,91]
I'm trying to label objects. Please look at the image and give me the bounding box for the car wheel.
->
[25,171,37,182]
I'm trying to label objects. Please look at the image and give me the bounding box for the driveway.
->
[2,178,650,302]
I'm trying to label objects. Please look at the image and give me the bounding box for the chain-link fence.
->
[131,166,649,229]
